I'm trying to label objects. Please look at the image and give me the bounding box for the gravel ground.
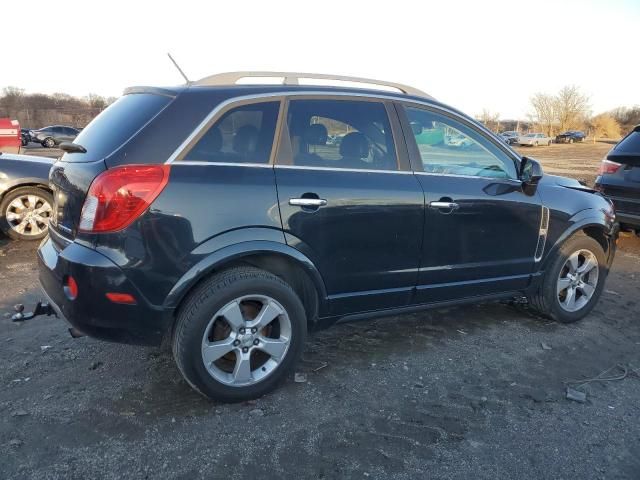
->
[2,142,639,479]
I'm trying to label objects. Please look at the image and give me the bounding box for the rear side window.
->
[282,99,397,171]
[184,102,280,164]
[62,93,172,162]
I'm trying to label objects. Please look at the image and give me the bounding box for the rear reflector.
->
[64,275,78,300]
[79,165,170,233]
[105,292,137,304]
[598,159,622,175]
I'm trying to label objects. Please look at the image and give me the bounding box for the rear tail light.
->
[598,159,622,175]
[79,165,170,233]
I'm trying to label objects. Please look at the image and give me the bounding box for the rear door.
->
[274,96,424,315]
[398,103,542,303]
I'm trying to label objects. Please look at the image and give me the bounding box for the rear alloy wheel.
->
[528,234,607,323]
[0,187,53,240]
[173,267,306,402]
[43,137,55,148]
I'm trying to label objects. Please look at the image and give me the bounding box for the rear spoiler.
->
[122,86,178,98]
[607,124,640,165]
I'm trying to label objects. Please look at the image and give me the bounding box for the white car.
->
[518,133,552,147]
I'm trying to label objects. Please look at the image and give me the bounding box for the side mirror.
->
[520,157,543,195]
[410,122,423,135]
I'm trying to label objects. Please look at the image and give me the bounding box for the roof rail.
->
[193,71,432,99]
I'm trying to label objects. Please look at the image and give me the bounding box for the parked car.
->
[499,131,519,145]
[595,125,640,235]
[21,129,32,146]
[556,130,586,144]
[34,72,617,402]
[0,152,54,240]
[31,125,80,148]
[518,133,552,146]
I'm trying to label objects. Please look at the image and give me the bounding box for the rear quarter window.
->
[61,93,172,162]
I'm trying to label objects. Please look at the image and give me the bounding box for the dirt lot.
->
[2,142,640,480]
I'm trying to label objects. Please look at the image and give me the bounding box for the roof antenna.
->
[167,53,190,84]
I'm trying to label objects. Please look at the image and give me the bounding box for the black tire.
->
[569,138,574,144]
[0,186,53,241]
[547,140,552,146]
[43,137,55,148]
[528,234,608,323]
[534,142,538,147]
[172,266,307,402]
[21,137,28,147]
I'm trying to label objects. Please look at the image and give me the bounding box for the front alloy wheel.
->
[556,249,599,312]
[528,234,607,323]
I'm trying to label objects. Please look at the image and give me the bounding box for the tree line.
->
[0,87,117,130]
[480,85,638,140]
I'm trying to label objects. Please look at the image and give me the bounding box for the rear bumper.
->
[37,235,174,346]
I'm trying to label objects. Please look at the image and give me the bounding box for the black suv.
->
[37,73,618,402]
[595,125,640,234]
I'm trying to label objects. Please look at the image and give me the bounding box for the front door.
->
[275,97,424,315]
[399,103,543,303]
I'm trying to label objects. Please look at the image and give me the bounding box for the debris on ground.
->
[566,387,587,403]
[294,372,307,383]
[40,345,52,352]
[9,439,24,447]
[89,361,103,371]
[11,409,29,417]
[249,408,264,417]
[541,342,552,350]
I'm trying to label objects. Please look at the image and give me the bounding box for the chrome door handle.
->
[429,201,459,210]
[289,198,327,207]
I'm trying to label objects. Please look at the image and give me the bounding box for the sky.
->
[2,0,638,119]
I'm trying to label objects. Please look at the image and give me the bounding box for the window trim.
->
[274,95,407,172]
[165,91,523,173]
[396,101,521,180]
[173,97,286,165]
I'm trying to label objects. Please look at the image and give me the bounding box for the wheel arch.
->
[0,180,51,201]
[165,240,329,329]
[540,216,615,271]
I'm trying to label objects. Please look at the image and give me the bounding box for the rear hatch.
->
[598,126,640,216]
[49,91,174,239]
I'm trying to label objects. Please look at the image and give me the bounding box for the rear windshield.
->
[61,93,172,162]
[613,130,640,156]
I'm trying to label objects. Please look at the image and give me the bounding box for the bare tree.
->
[555,85,590,132]
[529,93,556,136]
[477,109,501,132]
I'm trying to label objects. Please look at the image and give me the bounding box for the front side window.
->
[283,99,397,171]
[184,101,280,164]
[405,106,518,179]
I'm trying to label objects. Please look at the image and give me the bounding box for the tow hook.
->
[11,302,56,322]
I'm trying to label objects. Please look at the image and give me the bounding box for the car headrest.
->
[339,132,369,159]
[303,124,328,146]
[196,126,222,154]
[233,125,259,154]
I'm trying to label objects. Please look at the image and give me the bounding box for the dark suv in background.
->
[556,130,586,143]
[595,125,640,234]
[36,72,617,402]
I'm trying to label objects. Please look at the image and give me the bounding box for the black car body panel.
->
[595,126,640,229]
[0,153,53,196]
[37,84,618,345]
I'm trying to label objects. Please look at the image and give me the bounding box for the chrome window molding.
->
[275,165,413,175]
[171,161,273,168]
[165,91,522,168]
[414,171,523,183]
